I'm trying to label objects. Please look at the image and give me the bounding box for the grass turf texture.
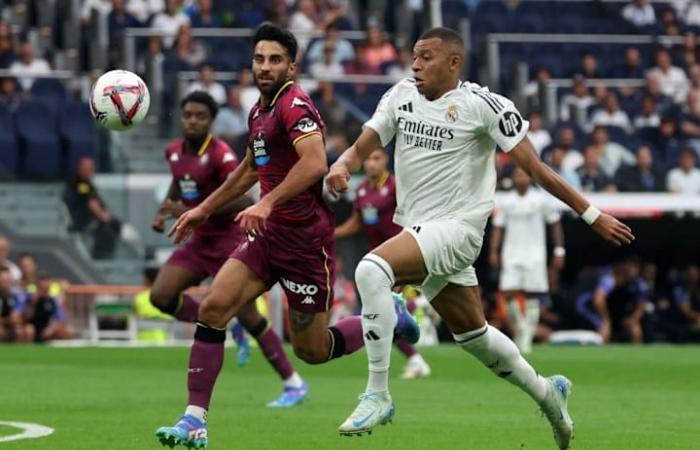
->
[0,426,18,438]
[1,345,698,449]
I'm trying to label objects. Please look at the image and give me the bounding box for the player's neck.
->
[183,135,209,155]
[424,79,461,101]
[368,170,389,187]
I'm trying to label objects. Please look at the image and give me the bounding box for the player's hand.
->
[488,251,500,269]
[326,162,350,198]
[591,213,635,246]
[152,213,167,233]
[168,206,210,243]
[160,199,188,219]
[235,200,272,235]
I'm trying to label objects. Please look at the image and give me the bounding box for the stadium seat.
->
[15,100,62,178]
[30,78,67,115]
[60,100,98,175]
[0,103,18,177]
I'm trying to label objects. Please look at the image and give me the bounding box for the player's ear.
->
[287,60,297,78]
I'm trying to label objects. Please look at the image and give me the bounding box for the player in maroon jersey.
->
[155,26,419,449]
[150,91,307,408]
[335,148,431,379]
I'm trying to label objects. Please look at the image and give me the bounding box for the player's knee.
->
[292,342,327,365]
[197,297,231,328]
[355,254,395,291]
[149,287,175,312]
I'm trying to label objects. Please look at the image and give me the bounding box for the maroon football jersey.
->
[247,81,333,229]
[354,172,402,249]
[165,135,239,233]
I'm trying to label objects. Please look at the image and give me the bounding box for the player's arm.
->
[169,148,259,243]
[488,224,504,269]
[335,210,363,239]
[549,220,566,270]
[327,128,384,196]
[509,137,634,246]
[236,134,328,234]
[678,302,700,322]
[592,287,611,341]
[153,180,183,232]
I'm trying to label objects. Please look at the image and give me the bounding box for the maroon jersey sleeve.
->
[279,95,324,146]
[211,139,239,183]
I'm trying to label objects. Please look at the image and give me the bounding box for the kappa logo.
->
[301,296,316,305]
[292,96,309,108]
[281,277,319,296]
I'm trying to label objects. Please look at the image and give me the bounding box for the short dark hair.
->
[180,91,218,118]
[0,266,9,273]
[418,27,464,51]
[253,23,298,62]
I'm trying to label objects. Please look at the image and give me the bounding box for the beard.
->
[254,72,287,96]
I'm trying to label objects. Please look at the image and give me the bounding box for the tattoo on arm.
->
[289,309,316,333]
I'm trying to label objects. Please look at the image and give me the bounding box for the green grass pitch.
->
[1,344,699,449]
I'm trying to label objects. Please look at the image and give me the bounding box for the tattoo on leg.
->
[289,310,315,333]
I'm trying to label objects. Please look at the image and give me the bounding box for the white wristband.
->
[581,205,601,226]
[553,246,566,257]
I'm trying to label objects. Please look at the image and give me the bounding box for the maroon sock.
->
[395,339,417,358]
[187,325,225,409]
[175,294,199,322]
[255,327,295,380]
[328,315,364,359]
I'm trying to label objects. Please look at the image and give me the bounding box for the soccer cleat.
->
[266,382,309,407]
[338,391,395,436]
[231,322,251,367]
[539,375,574,449]
[400,355,431,379]
[392,293,420,344]
[155,415,208,449]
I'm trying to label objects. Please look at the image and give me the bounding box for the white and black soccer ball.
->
[89,70,150,131]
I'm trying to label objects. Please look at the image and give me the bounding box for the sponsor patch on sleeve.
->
[295,117,318,133]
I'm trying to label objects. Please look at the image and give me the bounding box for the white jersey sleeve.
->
[491,204,505,227]
[544,199,561,224]
[472,86,529,152]
[363,81,404,146]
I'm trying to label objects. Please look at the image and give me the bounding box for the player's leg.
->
[150,263,203,322]
[236,301,309,407]
[431,283,573,449]
[156,258,267,449]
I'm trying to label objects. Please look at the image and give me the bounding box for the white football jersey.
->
[364,78,529,231]
[492,189,561,265]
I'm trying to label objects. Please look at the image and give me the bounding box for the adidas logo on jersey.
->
[301,296,315,305]
[398,102,413,113]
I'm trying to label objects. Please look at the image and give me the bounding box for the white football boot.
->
[539,375,574,449]
[338,391,395,436]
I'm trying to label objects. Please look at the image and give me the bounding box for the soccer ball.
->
[89,70,150,131]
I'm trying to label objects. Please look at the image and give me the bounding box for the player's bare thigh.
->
[198,258,267,329]
[288,309,333,364]
[371,230,428,285]
[236,300,266,329]
[430,284,487,334]
[150,264,202,309]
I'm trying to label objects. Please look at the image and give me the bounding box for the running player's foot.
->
[267,382,309,407]
[155,415,208,449]
[400,354,431,379]
[230,322,251,367]
[539,375,574,449]
[338,391,394,436]
[392,293,420,344]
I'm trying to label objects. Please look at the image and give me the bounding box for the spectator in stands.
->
[17,253,62,297]
[151,0,190,48]
[0,77,23,106]
[189,0,220,28]
[211,86,247,151]
[304,22,355,67]
[633,95,661,129]
[108,0,142,68]
[0,266,28,342]
[237,68,259,119]
[385,46,413,80]
[679,90,700,141]
[8,41,50,91]
[186,64,225,105]
[170,23,208,68]
[672,265,700,342]
[0,19,15,68]
[622,0,656,27]
[559,75,594,123]
[23,273,72,342]
[551,126,583,171]
[589,92,633,134]
[81,0,113,25]
[311,81,353,160]
[686,64,700,109]
[289,0,321,51]
[612,47,645,79]
[647,48,689,104]
[0,235,20,284]
[615,145,666,192]
[652,116,685,165]
[577,144,616,192]
[309,41,345,79]
[641,72,675,117]
[590,125,636,176]
[357,23,397,74]
[577,53,603,79]
[546,146,582,191]
[526,111,551,155]
[659,8,681,36]
[139,36,164,81]
[264,0,290,28]
[677,0,700,27]
[674,31,700,70]
[666,147,700,193]
[127,0,165,23]
[524,66,551,112]
[63,157,122,259]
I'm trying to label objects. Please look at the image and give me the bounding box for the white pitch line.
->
[0,421,54,443]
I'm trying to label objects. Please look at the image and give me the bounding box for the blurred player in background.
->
[156,25,420,449]
[150,91,308,408]
[489,166,566,354]
[328,27,633,448]
[0,266,29,342]
[23,273,72,342]
[335,147,431,378]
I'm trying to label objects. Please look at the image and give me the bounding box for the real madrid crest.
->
[446,104,459,123]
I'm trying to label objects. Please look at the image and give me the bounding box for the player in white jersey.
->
[490,166,566,354]
[327,27,634,449]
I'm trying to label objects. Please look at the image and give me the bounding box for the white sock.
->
[185,405,207,423]
[283,372,304,389]
[507,298,528,353]
[408,353,425,365]
[454,324,548,403]
[355,253,397,394]
[525,298,541,346]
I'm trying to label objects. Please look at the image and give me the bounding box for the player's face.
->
[252,41,295,97]
[363,149,388,178]
[181,101,213,141]
[412,38,460,100]
[0,271,10,290]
